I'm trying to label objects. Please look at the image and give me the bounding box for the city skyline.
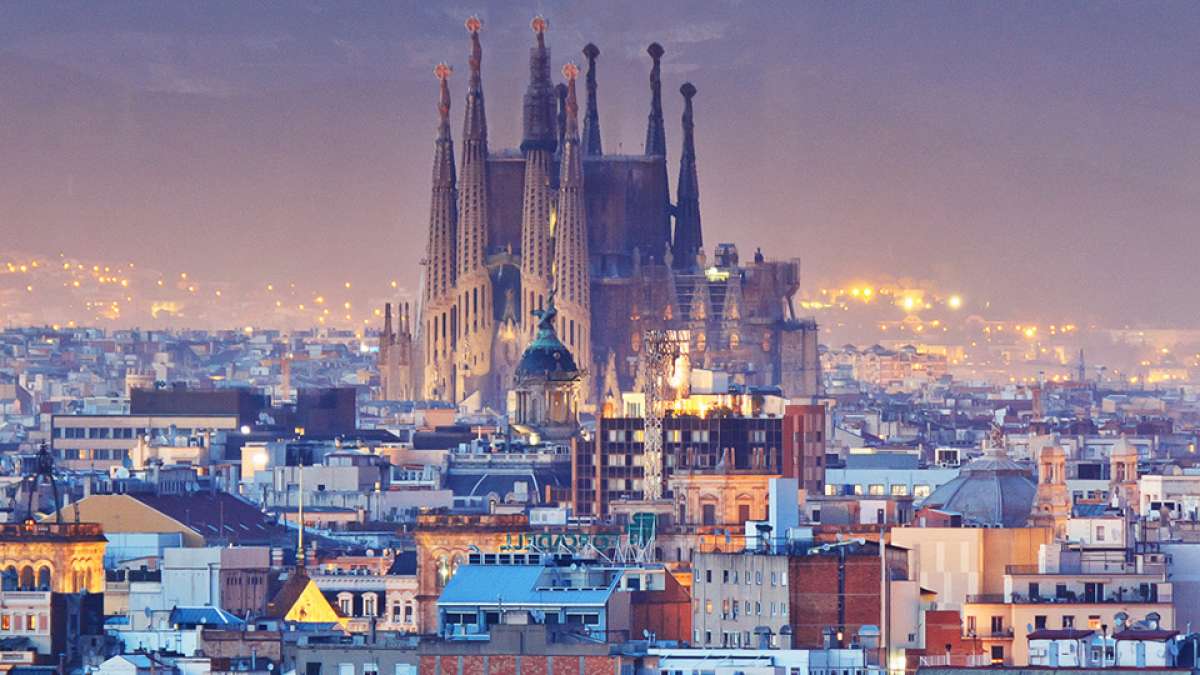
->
[3,2,1199,329]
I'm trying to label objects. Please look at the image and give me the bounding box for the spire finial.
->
[465,16,483,76]
[531,15,548,47]
[562,63,579,137]
[434,63,452,127]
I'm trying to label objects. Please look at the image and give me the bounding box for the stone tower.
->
[519,17,558,344]
[1031,445,1070,539]
[455,16,494,401]
[379,302,413,400]
[420,62,458,400]
[1109,437,1140,514]
[553,62,591,402]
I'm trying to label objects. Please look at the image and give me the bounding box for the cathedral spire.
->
[582,43,602,156]
[462,17,487,146]
[521,16,557,153]
[519,16,557,341]
[553,62,591,393]
[673,82,703,270]
[644,43,667,157]
[424,63,457,305]
[458,17,489,279]
[420,62,459,401]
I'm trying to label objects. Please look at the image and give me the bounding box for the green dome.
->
[516,290,580,379]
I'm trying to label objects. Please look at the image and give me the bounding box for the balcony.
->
[1006,561,1167,576]
[918,655,993,667]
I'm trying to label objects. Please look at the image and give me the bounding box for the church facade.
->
[416,16,819,409]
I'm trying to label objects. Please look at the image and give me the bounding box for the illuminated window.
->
[868,484,885,496]
[914,484,931,498]
[891,484,909,496]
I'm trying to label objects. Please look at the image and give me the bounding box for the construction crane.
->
[640,329,686,501]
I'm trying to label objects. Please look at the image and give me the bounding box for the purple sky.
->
[2,1,1198,328]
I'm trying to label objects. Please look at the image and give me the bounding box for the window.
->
[914,484,931,498]
[1028,582,1040,599]
[755,601,762,615]
[868,484,885,496]
[1062,615,1074,629]
[967,616,976,634]
[1034,615,1047,630]
[722,570,729,583]
[991,616,1004,635]
[337,664,354,675]
[825,484,838,496]
[363,664,378,675]
[1096,526,1105,542]
[705,569,712,583]
[781,571,788,586]
[362,593,377,617]
[755,571,762,585]
[990,646,1004,663]
[853,484,864,496]
[337,593,353,616]
[704,630,712,645]
[1088,615,1101,630]
[891,484,909,496]
[771,572,778,586]
[705,600,713,614]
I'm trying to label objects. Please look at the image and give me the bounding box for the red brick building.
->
[787,541,907,648]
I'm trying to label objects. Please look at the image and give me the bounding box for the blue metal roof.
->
[437,565,616,608]
[169,605,246,628]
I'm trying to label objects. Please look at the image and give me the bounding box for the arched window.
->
[36,567,50,591]
[337,592,354,617]
[18,567,33,591]
[362,593,377,617]
[1,567,17,591]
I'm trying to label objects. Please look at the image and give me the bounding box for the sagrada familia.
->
[383,16,820,409]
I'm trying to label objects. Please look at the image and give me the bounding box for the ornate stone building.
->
[416,16,820,409]
[377,302,413,400]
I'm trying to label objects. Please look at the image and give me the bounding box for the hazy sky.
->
[2,1,1199,328]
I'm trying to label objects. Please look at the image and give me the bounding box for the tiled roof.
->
[132,492,293,546]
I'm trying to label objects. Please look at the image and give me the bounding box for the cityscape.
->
[2,4,1200,675]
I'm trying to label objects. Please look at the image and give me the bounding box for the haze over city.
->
[3,1,1199,331]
